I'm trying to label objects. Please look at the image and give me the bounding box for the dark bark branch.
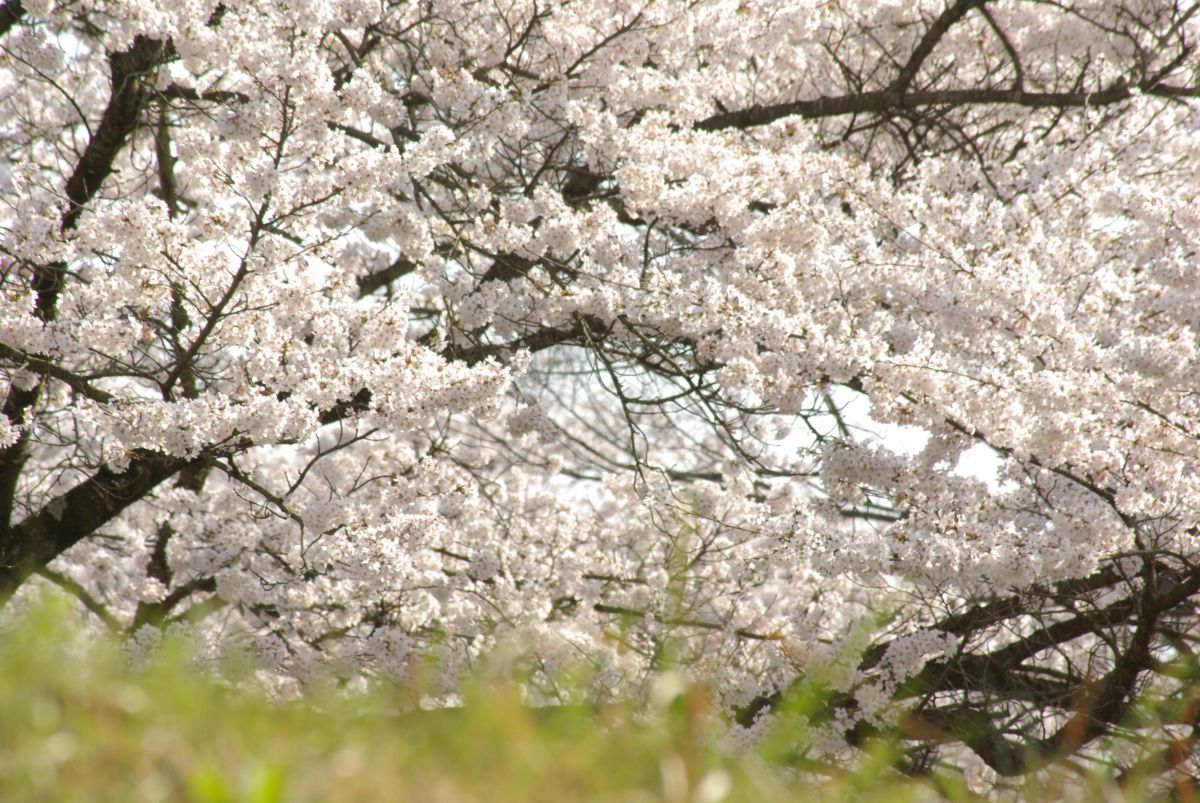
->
[356,254,418,297]
[892,0,986,95]
[0,338,112,521]
[35,34,168,317]
[912,565,1200,774]
[154,103,179,215]
[145,523,174,588]
[0,451,193,603]
[35,567,121,630]
[909,707,1027,776]
[130,575,217,631]
[1042,609,1158,759]
[1080,562,1200,734]
[696,81,1200,131]
[738,561,1188,774]
[61,36,168,234]
[0,0,23,37]
[978,4,1025,90]
[592,603,780,641]
[857,566,1126,672]
[317,387,375,425]
[0,341,113,403]
[899,594,1143,701]
[158,83,249,104]
[0,385,38,527]
[453,317,601,365]
[0,35,168,532]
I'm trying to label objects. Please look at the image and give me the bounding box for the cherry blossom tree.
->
[2,0,1199,785]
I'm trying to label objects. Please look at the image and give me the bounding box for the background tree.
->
[1,0,1199,786]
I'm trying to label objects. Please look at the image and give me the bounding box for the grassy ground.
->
[0,600,1175,802]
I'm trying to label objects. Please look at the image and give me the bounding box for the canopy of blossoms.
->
[1,0,1198,781]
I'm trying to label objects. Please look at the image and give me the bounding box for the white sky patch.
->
[830,388,928,454]
[954,442,1006,490]
[834,388,1009,490]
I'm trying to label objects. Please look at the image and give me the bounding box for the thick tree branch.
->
[908,707,1028,776]
[1,35,168,531]
[0,451,193,603]
[892,0,986,94]
[158,83,249,105]
[696,81,1200,131]
[0,341,114,403]
[130,575,218,632]
[28,34,168,322]
[60,36,168,235]
[356,254,418,297]
[739,561,1189,775]
[35,567,121,630]
[453,317,604,365]
[0,0,23,37]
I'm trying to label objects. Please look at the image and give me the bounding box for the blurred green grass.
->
[0,598,1180,802]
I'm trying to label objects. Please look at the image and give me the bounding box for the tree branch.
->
[0,451,193,603]
[35,567,121,630]
[696,81,1199,132]
[0,341,114,403]
[892,0,986,95]
[0,0,23,38]
[356,254,418,297]
[1,35,169,531]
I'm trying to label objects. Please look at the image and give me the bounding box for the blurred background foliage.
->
[0,597,1191,802]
